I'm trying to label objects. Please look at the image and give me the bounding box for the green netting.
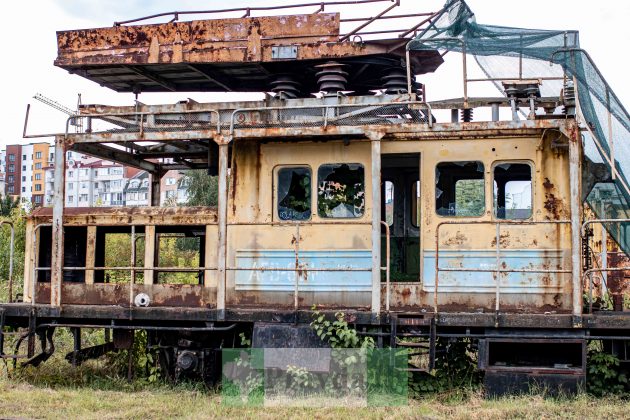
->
[409,0,630,255]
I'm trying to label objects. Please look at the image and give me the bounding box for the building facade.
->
[4,144,21,199]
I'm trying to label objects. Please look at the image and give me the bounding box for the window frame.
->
[491,160,534,221]
[316,162,366,220]
[434,160,486,219]
[273,164,313,222]
[383,179,395,227]
[411,179,421,227]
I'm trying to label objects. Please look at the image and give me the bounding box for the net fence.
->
[409,0,630,254]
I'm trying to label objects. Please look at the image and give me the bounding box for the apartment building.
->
[32,143,49,206]
[0,150,5,198]
[44,153,139,207]
[4,144,21,199]
[2,142,50,206]
[4,143,190,207]
[161,170,188,205]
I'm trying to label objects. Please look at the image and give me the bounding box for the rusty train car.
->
[2,1,629,394]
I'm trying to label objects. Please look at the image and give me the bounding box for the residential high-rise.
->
[4,144,21,199]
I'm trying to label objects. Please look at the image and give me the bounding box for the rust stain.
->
[542,177,567,220]
[443,231,467,246]
[490,232,511,247]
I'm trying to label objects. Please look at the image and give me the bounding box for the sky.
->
[0,0,628,146]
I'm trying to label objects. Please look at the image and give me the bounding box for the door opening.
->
[381,153,420,282]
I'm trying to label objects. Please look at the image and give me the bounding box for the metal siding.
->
[235,249,371,292]
[423,249,568,293]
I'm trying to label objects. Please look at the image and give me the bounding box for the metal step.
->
[391,315,437,373]
[0,308,38,363]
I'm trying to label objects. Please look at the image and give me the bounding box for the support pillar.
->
[371,139,381,315]
[144,225,156,285]
[568,126,582,323]
[85,225,96,285]
[217,143,229,318]
[149,172,161,206]
[50,136,66,307]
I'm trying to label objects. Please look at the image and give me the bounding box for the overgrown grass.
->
[2,371,630,420]
[2,325,630,418]
[1,333,629,419]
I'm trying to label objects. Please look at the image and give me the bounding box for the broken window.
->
[318,163,365,218]
[493,162,532,219]
[435,161,485,217]
[384,180,394,226]
[277,166,311,220]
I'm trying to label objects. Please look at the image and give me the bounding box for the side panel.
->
[226,140,372,308]
[382,134,573,312]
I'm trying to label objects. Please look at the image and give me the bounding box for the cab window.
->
[277,166,311,220]
[493,162,533,219]
[435,161,485,217]
[317,163,365,218]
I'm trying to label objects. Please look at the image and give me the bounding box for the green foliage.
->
[0,196,19,217]
[0,207,27,302]
[103,234,145,284]
[454,179,485,217]
[102,234,200,285]
[182,170,218,207]
[310,310,375,349]
[106,330,161,384]
[409,338,482,395]
[587,342,628,396]
[239,332,251,347]
[317,165,365,218]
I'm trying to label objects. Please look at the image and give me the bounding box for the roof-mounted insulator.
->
[269,74,302,99]
[315,61,349,94]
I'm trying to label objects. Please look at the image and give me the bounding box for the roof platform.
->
[46,94,575,175]
[54,6,444,94]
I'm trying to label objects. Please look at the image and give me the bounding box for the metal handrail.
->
[113,0,395,26]
[229,101,433,134]
[581,218,630,237]
[30,221,372,310]
[581,218,630,313]
[380,221,391,311]
[0,221,15,303]
[65,109,222,137]
[434,220,573,315]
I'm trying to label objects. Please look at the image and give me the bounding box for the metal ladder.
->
[390,314,436,372]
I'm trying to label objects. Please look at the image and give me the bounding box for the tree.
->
[0,195,19,217]
[181,170,218,207]
[0,207,27,301]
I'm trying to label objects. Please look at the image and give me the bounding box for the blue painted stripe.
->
[423,249,568,293]
[235,249,372,292]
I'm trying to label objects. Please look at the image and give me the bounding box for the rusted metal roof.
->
[55,12,443,93]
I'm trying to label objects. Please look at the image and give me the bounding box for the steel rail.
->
[39,323,237,332]
[65,109,222,137]
[113,0,395,26]
[339,0,399,42]
[34,266,371,273]
[229,101,433,134]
